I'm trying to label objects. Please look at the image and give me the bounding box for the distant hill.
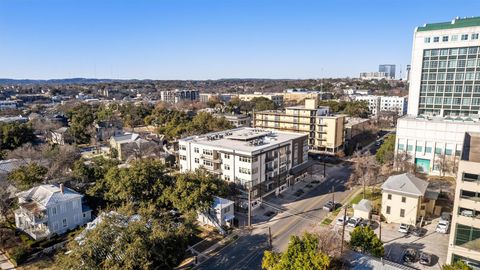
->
[0,78,127,85]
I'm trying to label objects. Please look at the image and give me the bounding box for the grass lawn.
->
[350,187,382,206]
[321,218,333,225]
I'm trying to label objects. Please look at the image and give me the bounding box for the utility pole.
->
[323,161,326,177]
[340,206,347,256]
[248,188,252,227]
[268,227,272,248]
[332,186,335,204]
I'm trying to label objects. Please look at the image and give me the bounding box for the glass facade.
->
[454,224,480,251]
[419,46,480,116]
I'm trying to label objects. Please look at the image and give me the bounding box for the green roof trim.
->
[417,17,480,32]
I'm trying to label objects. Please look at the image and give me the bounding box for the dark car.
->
[402,248,419,263]
[323,201,337,212]
[419,252,433,266]
[359,219,373,228]
[294,189,304,197]
[412,227,427,237]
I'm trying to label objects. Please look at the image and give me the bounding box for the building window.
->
[433,37,439,43]
[435,148,442,154]
[224,154,230,159]
[194,147,199,153]
[180,145,186,151]
[416,146,423,152]
[387,194,392,200]
[445,149,453,156]
[62,218,67,227]
[421,205,426,210]
[203,149,213,156]
[442,36,449,42]
[194,158,199,164]
[425,147,432,153]
[239,156,252,163]
[239,167,251,174]
[52,207,57,215]
[461,34,469,40]
[402,197,406,203]
[224,164,230,170]
[180,155,186,161]
[451,35,458,41]
[424,37,431,43]
[407,145,413,152]
[203,160,213,167]
[224,175,231,181]
[400,209,405,218]
[472,33,479,40]
[398,144,405,151]
[386,206,391,214]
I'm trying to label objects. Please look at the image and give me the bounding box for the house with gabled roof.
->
[381,173,438,225]
[14,184,92,239]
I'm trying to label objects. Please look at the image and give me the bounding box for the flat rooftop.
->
[180,127,305,153]
[401,115,480,124]
[462,132,480,162]
[417,17,480,32]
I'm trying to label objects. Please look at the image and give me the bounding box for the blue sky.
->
[1,0,480,80]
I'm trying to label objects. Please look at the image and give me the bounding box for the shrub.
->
[9,245,30,265]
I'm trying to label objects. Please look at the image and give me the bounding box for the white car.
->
[436,220,450,234]
[347,217,362,227]
[398,223,411,234]
[336,216,349,226]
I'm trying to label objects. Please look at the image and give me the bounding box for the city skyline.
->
[2,0,480,80]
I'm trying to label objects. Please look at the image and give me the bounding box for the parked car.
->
[336,216,349,226]
[398,223,412,234]
[402,248,419,263]
[412,227,427,237]
[440,212,452,222]
[419,252,433,266]
[347,217,362,227]
[359,219,373,228]
[436,220,450,234]
[323,201,337,212]
[460,209,475,218]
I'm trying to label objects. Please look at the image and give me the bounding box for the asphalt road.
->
[197,161,353,270]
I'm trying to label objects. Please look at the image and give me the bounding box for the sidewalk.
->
[0,251,15,270]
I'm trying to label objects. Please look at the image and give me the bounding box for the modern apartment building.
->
[159,89,200,104]
[178,127,310,203]
[379,64,396,79]
[408,17,480,117]
[359,72,389,80]
[237,92,284,107]
[352,95,407,116]
[447,132,480,267]
[253,99,345,155]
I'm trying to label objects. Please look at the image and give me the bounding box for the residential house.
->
[381,173,438,225]
[197,197,235,232]
[94,120,123,142]
[49,127,73,145]
[14,184,92,240]
[109,133,157,161]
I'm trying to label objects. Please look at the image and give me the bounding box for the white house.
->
[14,184,92,240]
[197,197,235,233]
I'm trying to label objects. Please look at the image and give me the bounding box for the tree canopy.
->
[349,226,384,257]
[442,261,472,270]
[8,162,47,191]
[66,104,96,144]
[55,205,192,270]
[375,134,395,164]
[262,232,330,270]
[0,122,35,151]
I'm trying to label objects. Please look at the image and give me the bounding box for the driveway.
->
[335,216,449,269]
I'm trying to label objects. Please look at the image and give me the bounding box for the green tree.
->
[376,134,396,164]
[262,232,330,270]
[251,97,276,111]
[67,104,95,144]
[190,112,233,135]
[166,169,228,214]
[8,162,47,190]
[442,261,472,270]
[344,101,370,118]
[55,206,192,270]
[88,159,172,208]
[349,226,384,257]
[0,122,35,151]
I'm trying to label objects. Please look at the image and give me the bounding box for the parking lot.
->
[333,213,449,269]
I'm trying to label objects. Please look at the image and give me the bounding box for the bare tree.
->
[394,151,416,173]
[434,154,456,177]
[349,152,381,198]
